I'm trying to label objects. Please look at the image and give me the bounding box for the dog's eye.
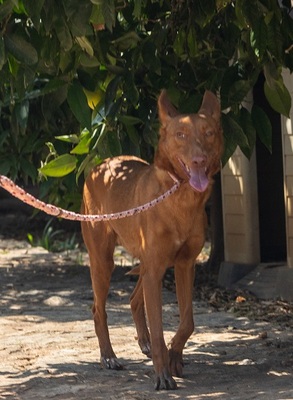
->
[177,132,186,139]
[205,130,214,138]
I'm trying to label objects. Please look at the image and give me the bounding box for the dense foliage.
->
[0,0,292,206]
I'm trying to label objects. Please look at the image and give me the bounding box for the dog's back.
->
[82,155,175,258]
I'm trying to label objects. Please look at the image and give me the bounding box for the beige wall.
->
[222,69,293,267]
[221,149,260,264]
[281,69,293,267]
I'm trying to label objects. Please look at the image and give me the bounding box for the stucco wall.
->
[221,149,260,264]
[281,69,293,267]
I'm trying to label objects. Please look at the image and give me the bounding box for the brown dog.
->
[81,90,223,390]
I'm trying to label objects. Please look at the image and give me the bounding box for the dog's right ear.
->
[158,90,179,127]
[198,90,221,122]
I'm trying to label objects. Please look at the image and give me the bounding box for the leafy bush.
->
[0,0,292,207]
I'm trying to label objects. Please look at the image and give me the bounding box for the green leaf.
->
[0,37,5,70]
[67,82,92,130]
[0,130,9,147]
[102,0,115,32]
[267,16,283,60]
[133,0,142,19]
[107,130,122,156]
[23,0,45,31]
[180,93,202,114]
[41,79,68,96]
[54,15,73,51]
[90,1,103,7]
[251,104,272,153]
[173,29,186,58]
[75,36,94,56]
[264,80,291,117]
[221,132,237,166]
[124,72,139,106]
[39,154,77,177]
[76,153,96,182]
[220,66,242,109]
[79,53,100,68]
[92,124,107,150]
[27,233,34,246]
[64,0,92,36]
[263,62,280,88]
[142,41,161,75]
[238,107,256,158]
[0,0,14,22]
[90,4,104,26]
[20,129,41,154]
[70,131,92,155]
[4,33,38,65]
[187,26,198,58]
[228,79,251,105]
[55,134,79,144]
[236,0,258,27]
[15,100,29,128]
[118,115,142,126]
[0,157,12,175]
[221,113,249,164]
[199,0,216,25]
[105,75,121,115]
[234,0,247,29]
[194,0,216,27]
[250,19,267,59]
[224,113,249,148]
[112,31,141,51]
[20,157,37,180]
[124,124,140,146]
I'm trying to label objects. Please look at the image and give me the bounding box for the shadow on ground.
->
[1,239,293,400]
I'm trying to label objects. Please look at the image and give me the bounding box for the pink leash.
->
[0,174,180,222]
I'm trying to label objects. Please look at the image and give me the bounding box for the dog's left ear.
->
[158,90,179,126]
[198,91,221,122]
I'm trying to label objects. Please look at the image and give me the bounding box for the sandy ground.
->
[0,238,293,400]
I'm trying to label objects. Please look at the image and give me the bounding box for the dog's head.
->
[156,90,223,193]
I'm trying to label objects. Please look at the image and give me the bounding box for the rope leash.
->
[0,174,180,222]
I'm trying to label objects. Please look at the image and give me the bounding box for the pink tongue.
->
[189,167,209,192]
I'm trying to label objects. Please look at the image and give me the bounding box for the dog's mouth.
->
[178,159,209,193]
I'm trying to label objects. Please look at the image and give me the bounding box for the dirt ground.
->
[1,231,293,400]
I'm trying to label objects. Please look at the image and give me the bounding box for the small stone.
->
[239,358,255,365]
[258,331,268,340]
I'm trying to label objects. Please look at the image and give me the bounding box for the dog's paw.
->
[101,356,124,370]
[139,341,152,358]
[154,370,177,390]
[168,349,184,378]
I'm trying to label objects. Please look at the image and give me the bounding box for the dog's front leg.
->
[142,270,177,390]
[169,261,195,378]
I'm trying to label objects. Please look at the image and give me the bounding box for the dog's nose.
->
[192,155,207,167]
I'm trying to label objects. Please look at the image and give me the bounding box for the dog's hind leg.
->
[130,272,151,358]
[169,260,195,378]
[82,220,123,370]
